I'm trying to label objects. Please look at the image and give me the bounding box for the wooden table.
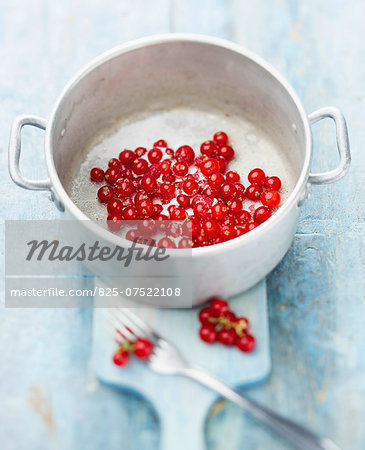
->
[0,1,364,449]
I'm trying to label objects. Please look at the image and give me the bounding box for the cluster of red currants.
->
[113,337,154,367]
[90,131,282,248]
[198,298,255,352]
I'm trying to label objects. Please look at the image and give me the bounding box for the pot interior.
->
[49,39,307,212]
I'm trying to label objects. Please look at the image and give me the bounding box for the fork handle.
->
[181,367,341,450]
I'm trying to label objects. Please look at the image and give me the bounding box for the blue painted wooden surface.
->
[0,1,364,449]
[93,280,270,450]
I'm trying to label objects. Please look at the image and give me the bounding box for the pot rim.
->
[45,33,312,256]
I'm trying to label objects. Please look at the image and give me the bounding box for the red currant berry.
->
[176,145,195,164]
[159,159,171,174]
[133,338,154,359]
[260,189,281,209]
[170,206,187,221]
[217,156,227,173]
[200,140,218,156]
[141,175,158,193]
[235,317,250,332]
[254,206,272,223]
[218,145,234,161]
[148,148,163,164]
[162,173,176,184]
[107,214,123,231]
[227,199,243,216]
[177,194,190,208]
[137,198,155,218]
[245,184,263,201]
[248,168,266,185]
[135,192,149,203]
[119,149,135,166]
[219,182,236,200]
[202,186,219,198]
[166,148,174,157]
[153,139,167,148]
[235,183,246,200]
[222,216,237,227]
[125,229,139,242]
[200,158,220,177]
[107,198,124,215]
[236,334,256,352]
[199,325,217,343]
[236,227,246,237]
[193,202,210,219]
[210,298,229,315]
[213,131,228,146]
[90,167,105,182]
[134,147,147,157]
[178,237,193,248]
[173,162,189,177]
[223,310,237,323]
[202,218,220,239]
[157,237,177,248]
[264,176,281,190]
[182,178,199,195]
[132,158,149,175]
[218,329,237,346]
[199,307,214,324]
[113,350,129,366]
[246,221,259,232]
[105,167,123,184]
[160,182,175,199]
[97,185,114,203]
[108,158,120,169]
[212,202,228,222]
[220,224,236,241]
[208,172,225,188]
[121,168,134,180]
[226,171,240,183]
[122,206,139,220]
[152,204,163,218]
[114,178,135,197]
[237,210,251,225]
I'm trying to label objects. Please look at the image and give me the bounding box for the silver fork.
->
[107,308,341,450]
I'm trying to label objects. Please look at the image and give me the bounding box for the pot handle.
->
[8,115,52,191]
[308,107,351,185]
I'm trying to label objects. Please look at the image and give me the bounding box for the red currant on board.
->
[97,185,114,203]
[261,189,281,209]
[218,329,237,346]
[213,131,228,146]
[210,298,229,315]
[264,176,281,190]
[113,350,130,366]
[199,307,214,324]
[245,184,263,201]
[254,206,271,223]
[237,334,256,352]
[90,167,105,182]
[248,168,266,185]
[199,325,217,343]
[133,338,154,359]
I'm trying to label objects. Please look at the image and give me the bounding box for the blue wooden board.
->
[1,1,365,449]
[93,279,270,450]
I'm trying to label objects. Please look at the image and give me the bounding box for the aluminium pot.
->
[8,34,351,305]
